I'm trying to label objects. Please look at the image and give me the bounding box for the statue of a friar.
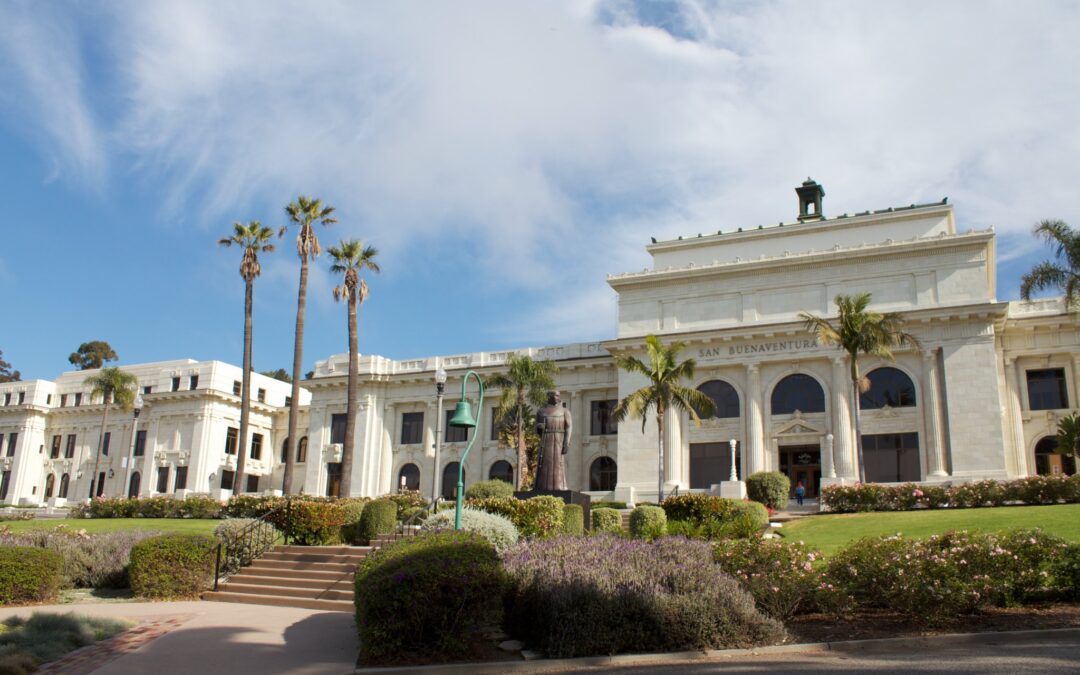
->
[534,391,571,491]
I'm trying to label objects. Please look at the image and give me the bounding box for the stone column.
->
[664,406,682,490]
[745,364,765,475]
[831,357,855,479]
[569,391,585,491]
[1004,357,1029,476]
[922,350,949,478]
[379,402,396,497]
[820,434,834,478]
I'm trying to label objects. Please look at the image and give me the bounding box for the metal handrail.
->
[213,497,291,590]
[397,507,427,536]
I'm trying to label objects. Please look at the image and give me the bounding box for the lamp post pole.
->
[430,367,447,511]
[728,438,738,481]
[448,370,484,530]
[122,395,144,498]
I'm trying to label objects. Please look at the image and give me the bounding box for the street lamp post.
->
[728,438,738,481]
[122,394,144,498]
[447,370,484,530]
[430,367,447,511]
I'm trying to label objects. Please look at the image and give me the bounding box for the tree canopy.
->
[68,341,118,370]
[0,350,19,383]
[1020,219,1080,309]
[260,368,292,383]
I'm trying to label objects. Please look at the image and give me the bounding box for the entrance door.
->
[326,462,342,497]
[778,445,821,498]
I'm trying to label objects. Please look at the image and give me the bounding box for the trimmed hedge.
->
[467,496,564,538]
[629,505,667,539]
[660,494,769,539]
[129,535,217,599]
[745,472,790,510]
[0,527,157,589]
[71,494,223,519]
[355,531,505,663]
[0,547,63,605]
[340,500,368,545]
[280,501,346,545]
[357,499,397,544]
[591,508,622,534]
[560,504,584,536]
[822,475,1080,513]
[464,479,514,500]
[589,500,627,510]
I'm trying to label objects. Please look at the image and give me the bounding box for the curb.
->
[354,626,1080,674]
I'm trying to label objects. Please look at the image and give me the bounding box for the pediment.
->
[773,414,826,436]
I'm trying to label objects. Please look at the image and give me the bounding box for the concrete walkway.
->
[0,600,358,675]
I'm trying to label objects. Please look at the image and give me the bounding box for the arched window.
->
[697,380,740,418]
[128,471,141,498]
[488,460,514,484]
[861,367,917,409]
[45,474,55,498]
[771,374,825,415]
[442,462,464,500]
[398,463,420,491]
[297,437,308,463]
[58,473,70,499]
[1035,437,1076,476]
[589,457,617,491]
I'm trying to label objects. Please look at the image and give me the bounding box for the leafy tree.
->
[84,367,138,498]
[486,354,558,488]
[280,196,336,494]
[68,341,118,370]
[328,239,380,498]
[0,350,19,383]
[612,335,713,502]
[1020,219,1080,308]
[801,293,920,483]
[1055,412,1080,468]
[260,368,292,383]
[219,221,275,495]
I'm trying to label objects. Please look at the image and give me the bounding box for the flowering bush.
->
[282,501,347,545]
[421,508,519,553]
[467,496,564,538]
[502,535,785,657]
[71,494,224,519]
[745,471,790,510]
[591,508,622,534]
[355,531,505,663]
[0,526,159,589]
[822,475,1080,513]
[628,505,667,539]
[713,538,827,620]
[384,490,428,519]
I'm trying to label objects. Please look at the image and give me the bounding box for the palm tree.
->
[1055,412,1080,470]
[611,335,714,502]
[328,240,380,498]
[280,196,337,494]
[801,293,920,483]
[84,367,138,498]
[1020,219,1080,308]
[219,221,275,494]
[486,354,558,489]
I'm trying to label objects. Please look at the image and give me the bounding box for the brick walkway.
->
[37,614,193,675]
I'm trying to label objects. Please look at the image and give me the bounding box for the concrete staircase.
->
[203,545,372,612]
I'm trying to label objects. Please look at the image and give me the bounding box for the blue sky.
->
[2,1,1079,380]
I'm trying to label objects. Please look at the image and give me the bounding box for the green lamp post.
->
[447,370,484,530]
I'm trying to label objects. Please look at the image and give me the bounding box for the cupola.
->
[796,177,825,222]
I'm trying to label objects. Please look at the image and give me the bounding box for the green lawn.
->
[781,503,1080,556]
[0,518,220,536]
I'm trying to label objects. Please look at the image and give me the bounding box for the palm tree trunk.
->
[340,291,358,498]
[91,394,110,499]
[850,358,866,483]
[656,407,665,503]
[516,390,526,489]
[284,256,308,495]
[235,278,253,495]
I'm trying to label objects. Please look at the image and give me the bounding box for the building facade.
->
[0,180,1076,506]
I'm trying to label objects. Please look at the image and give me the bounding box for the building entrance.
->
[778,445,820,498]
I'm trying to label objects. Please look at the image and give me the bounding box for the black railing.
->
[213,498,292,590]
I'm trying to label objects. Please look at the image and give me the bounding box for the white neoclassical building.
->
[0,180,1076,506]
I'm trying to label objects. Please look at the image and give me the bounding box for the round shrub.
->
[591,508,622,534]
[214,519,278,575]
[629,505,666,539]
[464,479,514,500]
[726,500,769,532]
[503,535,785,657]
[284,501,346,545]
[357,499,397,544]
[468,496,564,538]
[421,508,519,553]
[0,546,63,604]
[714,538,823,619]
[355,531,506,663]
[129,534,217,599]
[560,504,584,536]
[339,500,368,545]
[745,471,790,510]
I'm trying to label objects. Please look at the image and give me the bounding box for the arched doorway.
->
[128,471,141,498]
[58,473,70,499]
[442,462,464,500]
[398,463,420,491]
[589,456,617,491]
[1035,437,1076,476]
[44,474,55,498]
[488,460,513,484]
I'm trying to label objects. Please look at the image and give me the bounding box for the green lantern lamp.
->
[448,371,484,530]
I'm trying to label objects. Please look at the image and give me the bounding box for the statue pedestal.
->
[514,489,593,530]
[716,481,746,500]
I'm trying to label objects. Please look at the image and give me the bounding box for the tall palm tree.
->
[280,196,337,494]
[218,221,275,494]
[486,354,558,489]
[84,367,138,498]
[801,293,920,483]
[1055,412,1080,470]
[328,240,380,498]
[1020,219,1080,308]
[611,335,713,502]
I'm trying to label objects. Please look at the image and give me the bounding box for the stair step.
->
[261,551,369,564]
[219,582,354,601]
[229,573,354,591]
[244,564,354,581]
[203,591,353,612]
[248,559,356,573]
[273,545,373,555]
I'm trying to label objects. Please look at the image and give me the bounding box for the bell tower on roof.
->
[796,178,825,222]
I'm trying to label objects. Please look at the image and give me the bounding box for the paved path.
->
[0,600,357,675]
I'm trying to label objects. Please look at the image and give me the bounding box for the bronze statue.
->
[535,391,571,491]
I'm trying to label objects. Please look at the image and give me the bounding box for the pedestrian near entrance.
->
[795,481,805,506]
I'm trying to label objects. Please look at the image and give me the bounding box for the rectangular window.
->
[0,436,4,456]
[156,466,169,493]
[400,412,424,445]
[246,474,259,493]
[863,433,921,483]
[285,396,292,407]
[250,433,263,460]
[174,466,188,491]
[102,431,111,456]
[3,393,10,406]
[171,377,181,392]
[74,393,82,406]
[17,392,24,404]
[0,471,10,500]
[232,381,242,396]
[5,433,15,457]
[225,427,239,455]
[95,472,106,498]
[1027,368,1069,410]
[143,386,152,395]
[330,414,347,445]
[491,409,501,441]
[134,430,147,457]
[189,375,199,390]
[50,435,62,459]
[689,442,740,489]
[46,394,52,405]
[257,388,266,403]
[60,394,68,407]
[445,410,468,443]
[221,469,235,491]
[65,434,76,458]
[591,399,618,435]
